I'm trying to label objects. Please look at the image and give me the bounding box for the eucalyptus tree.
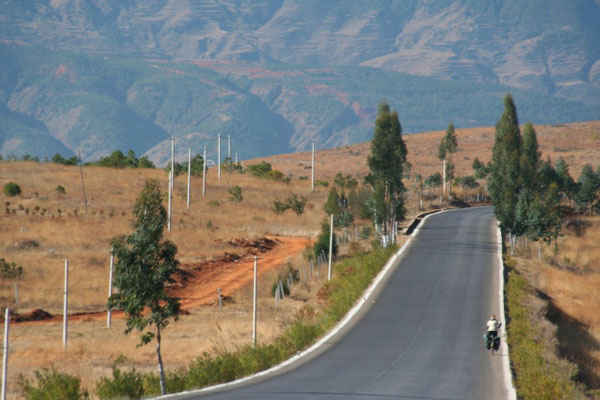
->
[576,164,600,215]
[438,121,458,200]
[366,101,408,240]
[488,94,522,249]
[555,157,576,204]
[109,179,182,395]
[519,122,541,192]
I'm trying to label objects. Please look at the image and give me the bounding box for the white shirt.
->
[487,318,500,332]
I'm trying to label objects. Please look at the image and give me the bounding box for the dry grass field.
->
[1,120,599,398]
[261,121,600,182]
[513,216,600,389]
[0,161,336,398]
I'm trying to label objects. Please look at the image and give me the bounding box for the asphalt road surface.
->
[168,207,511,400]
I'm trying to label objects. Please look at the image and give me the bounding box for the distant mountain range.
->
[1,0,600,164]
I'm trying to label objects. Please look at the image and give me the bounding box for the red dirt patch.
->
[11,236,309,325]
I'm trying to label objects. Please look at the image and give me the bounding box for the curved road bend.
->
[168,207,511,400]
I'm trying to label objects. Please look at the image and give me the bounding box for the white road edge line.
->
[154,208,516,399]
[497,224,518,400]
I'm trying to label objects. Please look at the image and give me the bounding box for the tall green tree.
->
[438,121,458,199]
[519,122,540,192]
[324,187,342,216]
[488,94,522,240]
[575,164,600,214]
[366,101,408,238]
[109,179,181,395]
[555,157,575,202]
[527,183,563,258]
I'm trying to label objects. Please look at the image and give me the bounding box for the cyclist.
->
[486,314,502,349]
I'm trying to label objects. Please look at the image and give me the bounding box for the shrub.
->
[141,368,187,396]
[208,200,221,207]
[336,210,354,228]
[360,226,372,240]
[4,182,22,197]
[315,179,329,187]
[272,193,306,215]
[247,161,272,177]
[56,185,66,195]
[96,364,144,400]
[271,279,290,297]
[0,258,23,278]
[264,170,285,181]
[228,186,243,203]
[19,368,89,400]
[313,218,338,259]
[285,193,306,215]
[271,265,299,297]
[51,153,78,166]
[272,200,289,214]
[334,172,358,188]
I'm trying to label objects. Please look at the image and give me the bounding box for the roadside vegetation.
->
[504,256,588,399]
[489,95,600,398]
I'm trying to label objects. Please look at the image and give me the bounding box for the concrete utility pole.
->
[328,214,334,281]
[107,250,114,328]
[202,146,207,197]
[235,153,238,166]
[78,150,88,212]
[63,259,69,350]
[252,256,258,347]
[442,158,446,199]
[168,137,174,232]
[186,148,191,209]
[311,139,315,192]
[217,133,221,180]
[1,308,9,400]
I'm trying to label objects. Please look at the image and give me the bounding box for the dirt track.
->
[174,236,309,309]
[9,236,310,325]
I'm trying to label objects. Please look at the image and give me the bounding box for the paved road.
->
[169,207,511,400]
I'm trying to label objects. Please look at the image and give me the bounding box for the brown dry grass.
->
[514,216,600,390]
[0,161,334,398]
[0,162,328,314]
[260,121,600,181]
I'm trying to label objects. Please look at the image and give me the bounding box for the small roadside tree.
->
[109,179,181,395]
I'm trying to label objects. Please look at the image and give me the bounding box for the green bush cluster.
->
[95,364,144,400]
[247,161,289,183]
[51,153,79,166]
[333,172,358,188]
[0,258,23,278]
[505,259,587,399]
[19,368,89,400]
[93,150,155,169]
[228,186,243,203]
[4,182,21,197]
[272,193,306,215]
